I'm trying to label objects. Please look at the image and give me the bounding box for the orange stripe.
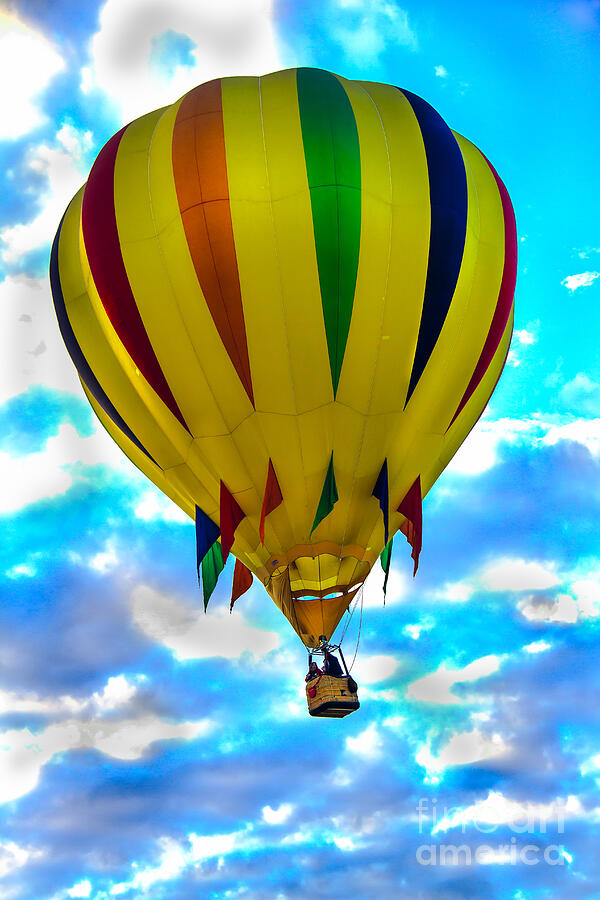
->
[172,79,254,405]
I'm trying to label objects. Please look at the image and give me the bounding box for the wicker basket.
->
[306,674,360,718]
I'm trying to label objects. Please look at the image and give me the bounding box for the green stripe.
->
[201,541,225,611]
[380,538,393,600]
[297,68,361,395]
[310,453,339,536]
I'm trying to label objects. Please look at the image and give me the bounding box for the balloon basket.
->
[305,674,360,718]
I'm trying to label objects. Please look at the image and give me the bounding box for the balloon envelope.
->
[50,68,516,648]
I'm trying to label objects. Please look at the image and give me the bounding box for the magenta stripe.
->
[81,127,190,432]
[448,158,517,428]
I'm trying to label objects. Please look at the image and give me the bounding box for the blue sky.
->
[1,1,600,897]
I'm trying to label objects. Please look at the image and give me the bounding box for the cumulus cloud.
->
[262,803,293,825]
[134,488,189,524]
[0,12,64,140]
[332,0,417,62]
[417,729,509,781]
[0,422,129,514]
[0,715,212,803]
[518,593,578,624]
[407,654,501,705]
[479,558,560,592]
[523,639,552,654]
[0,276,81,404]
[0,673,140,717]
[108,829,252,896]
[130,583,279,661]
[561,271,600,292]
[559,373,600,416]
[542,417,600,457]
[1,124,93,265]
[431,790,582,834]
[355,654,398,684]
[434,64,448,77]
[518,576,600,624]
[0,840,43,878]
[81,0,283,124]
[445,416,543,475]
[345,723,383,758]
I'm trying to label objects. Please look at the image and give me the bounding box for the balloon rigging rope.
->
[348,585,364,674]
[338,583,362,645]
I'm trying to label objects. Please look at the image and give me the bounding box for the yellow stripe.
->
[82,380,195,519]
[223,69,334,556]
[58,187,193,478]
[433,305,514,483]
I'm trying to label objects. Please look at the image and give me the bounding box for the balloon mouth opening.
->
[295,582,365,602]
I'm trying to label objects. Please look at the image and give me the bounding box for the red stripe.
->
[172,80,254,406]
[81,127,189,432]
[448,158,517,428]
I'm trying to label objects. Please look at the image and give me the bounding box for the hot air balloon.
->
[50,68,516,714]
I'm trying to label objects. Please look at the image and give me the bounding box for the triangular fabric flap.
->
[201,540,225,610]
[310,452,338,536]
[230,558,253,612]
[397,476,422,576]
[220,481,246,563]
[372,459,390,547]
[259,459,283,544]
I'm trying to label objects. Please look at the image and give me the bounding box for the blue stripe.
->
[49,213,157,465]
[398,89,468,405]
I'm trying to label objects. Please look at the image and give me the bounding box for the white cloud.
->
[0,674,140,718]
[479,558,560,591]
[1,125,93,264]
[0,715,211,803]
[92,675,138,711]
[355,654,398,684]
[67,881,92,899]
[110,829,250,896]
[134,489,189,524]
[5,562,37,579]
[332,0,417,61]
[514,328,537,346]
[571,576,600,617]
[417,729,509,782]
[131,584,279,661]
[446,416,542,475]
[542,417,600,456]
[407,654,501,705]
[0,276,82,404]
[0,422,129,514]
[431,790,582,834]
[0,13,64,140]
[559,374,600,416]
[518,577,600,625]
[89,540,119,574]
[345,723,383,758]
[435,581,474,603]
[0,841,43,878]
[82,0,283,125]
[332,835,357,852]
[434,64,448,77]
[262,803,293,825]
[518,593,578,624]
[562,271,600,292]
[523,639,552,654]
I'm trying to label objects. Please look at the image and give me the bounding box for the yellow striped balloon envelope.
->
[50,68,516,650]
